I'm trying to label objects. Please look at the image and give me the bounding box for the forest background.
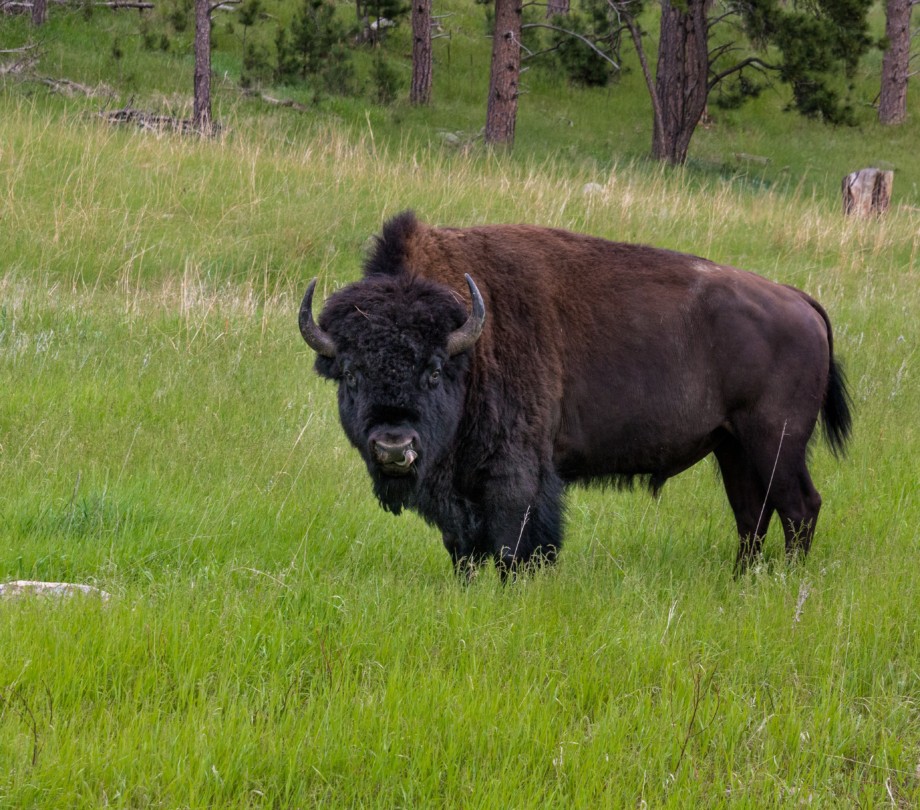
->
[2,0,919,196]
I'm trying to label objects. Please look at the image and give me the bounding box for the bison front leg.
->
[487,469,564,581]
[441,532,489,582]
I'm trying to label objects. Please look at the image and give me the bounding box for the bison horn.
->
[299,278,337,358]
[446,274,486,357]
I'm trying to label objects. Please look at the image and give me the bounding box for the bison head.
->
[300,274,485,513]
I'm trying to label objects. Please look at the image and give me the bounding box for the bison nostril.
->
[371,437,418,467]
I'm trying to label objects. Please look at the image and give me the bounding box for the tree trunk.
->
[484,0,522,146]
[651,0,711,164]
[545,0,569,18]
[30,0,47,25]
[410,0,432,105]
[879,0,913,125]
[193,0,213,135]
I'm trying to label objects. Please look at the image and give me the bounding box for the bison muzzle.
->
[300,212,852,579]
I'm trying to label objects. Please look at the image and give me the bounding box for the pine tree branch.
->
[706,9,736,33]
[620,10,663,150]
[208,0,240,14]
[521,23,620,69]
[523,43,563,61]
[708,56,777,92]
[708,40,741,69]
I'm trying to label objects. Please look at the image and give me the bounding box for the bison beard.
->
[372,471,417,515]
[300,212,852,580]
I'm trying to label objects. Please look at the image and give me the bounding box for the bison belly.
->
[553,356,727,484]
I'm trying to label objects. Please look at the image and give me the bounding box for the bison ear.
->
[446,274,486,357]
[299,278,337,358]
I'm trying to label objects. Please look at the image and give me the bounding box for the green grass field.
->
[2,4,920,803]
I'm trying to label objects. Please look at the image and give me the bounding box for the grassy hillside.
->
[1,6,919,806]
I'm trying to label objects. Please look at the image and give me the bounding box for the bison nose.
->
[369,431,419,468]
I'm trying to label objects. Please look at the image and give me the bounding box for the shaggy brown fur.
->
[302,212,852,576]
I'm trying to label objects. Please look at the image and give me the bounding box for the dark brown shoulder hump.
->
[364,211,420,278]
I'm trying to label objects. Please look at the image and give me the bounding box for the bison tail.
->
[811,297,853,458]
[793,287,853,458]
[823,354,853,458]
[798,289,853,457]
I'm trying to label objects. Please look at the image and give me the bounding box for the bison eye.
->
[343,368,357,389]
[425,359,442,389]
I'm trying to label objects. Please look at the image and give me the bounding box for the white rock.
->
[0,580,111,601]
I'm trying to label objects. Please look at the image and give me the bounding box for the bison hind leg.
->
[729,419,824,567]
[714,436,774,573]
[776,469,821,561]
[746,435,822,562]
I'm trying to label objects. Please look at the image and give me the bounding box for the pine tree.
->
[609,0,875,164]
[879,0,917,125]
[484,0,522,145]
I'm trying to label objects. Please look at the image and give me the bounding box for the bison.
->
[299,212,852,578]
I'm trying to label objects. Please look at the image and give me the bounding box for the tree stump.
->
[842,168,894,218]
[31,0,47,26]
